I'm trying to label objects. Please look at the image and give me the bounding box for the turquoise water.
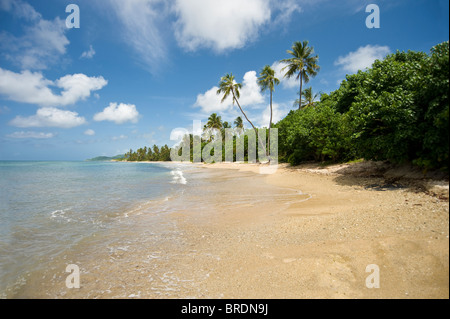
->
[0,161,190,297]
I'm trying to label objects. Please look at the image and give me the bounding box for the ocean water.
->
[0,161,192,298]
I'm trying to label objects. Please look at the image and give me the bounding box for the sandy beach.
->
[170,161,449,299]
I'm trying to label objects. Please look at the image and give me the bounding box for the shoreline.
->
[12,160,448,299]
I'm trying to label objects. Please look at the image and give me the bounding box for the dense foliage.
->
[123,145,171,162]
[276,42,449,171]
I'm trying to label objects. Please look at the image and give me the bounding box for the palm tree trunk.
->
[232,92,267,161]
[268,89,273,158]
[299,73,303,110]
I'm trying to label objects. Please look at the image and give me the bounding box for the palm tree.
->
[206,113,223,131]
[258,65,280,156]
[206,113,223,141]
[302,87,320,108]
[281,40,320,110]
[234,116,244,134]
[294,87,320,109]
[217,74,266,158]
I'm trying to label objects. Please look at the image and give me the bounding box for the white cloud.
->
[112,135,128,141]
[0,0,69,70]
[10,108,87,128]
[335,45,391,73]
[173,0,271,52]
[81,45,96,59]
[239,71,265,107]
[272,0,302,27]
[107,0,168,74]
[271,61,298,89]
[256,102,292,128]
[0,68,108,107]
[6,131,55,139]
[84,129,96,136]
[0,0,41,21]
[94,103,140,124]
[195,71,264,114]
[195,86,233,114]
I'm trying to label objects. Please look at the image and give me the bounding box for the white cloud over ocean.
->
[6,131,56,139]
[0,68,108,107]
[94,103,140,124]
[10,108,87,129]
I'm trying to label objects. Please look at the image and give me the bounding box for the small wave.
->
[170,169,187,185]
[50,209,74,223]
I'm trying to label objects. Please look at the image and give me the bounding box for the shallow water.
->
[0,161,196,298]
[0,161,308,298]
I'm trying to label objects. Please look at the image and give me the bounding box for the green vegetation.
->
[87,155,125,161]
[122,145,171,162]
[276,41,449,172]
[122,41,448,172]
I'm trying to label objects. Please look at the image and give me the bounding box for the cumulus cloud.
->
[271,61,298,89]
[6,131,55,139]
[80,45,96,59]
[10,108,87,128]
[0,68,108,107]
[173,0,271,52]
[335,45,391,73]
[101,0,304,71]
[94,103,140,124]
[256,102,292,128]
[195,71,264,114]
[0,0,69,70]
[84,129,96,136]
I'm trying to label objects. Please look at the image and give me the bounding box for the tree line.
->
[123,144,171,162]
[122,40,449,172]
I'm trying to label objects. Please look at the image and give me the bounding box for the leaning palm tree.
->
[234,116,244,135]
[281,40,320,110]
[217,74,266,158]
[258,65,280,156]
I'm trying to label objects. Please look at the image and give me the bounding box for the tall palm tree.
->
[281,40,320,110]
[258,65,280,156]
[217,74,266,158]
[234,116,244,134]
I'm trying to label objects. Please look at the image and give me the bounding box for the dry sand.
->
[172,161,449,299]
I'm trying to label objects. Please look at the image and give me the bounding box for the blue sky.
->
[0,0,448,160]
